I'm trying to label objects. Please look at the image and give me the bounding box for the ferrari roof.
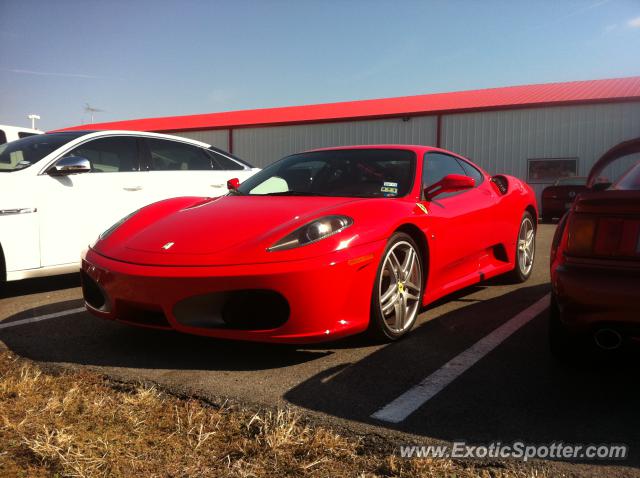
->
[55,76,640,133]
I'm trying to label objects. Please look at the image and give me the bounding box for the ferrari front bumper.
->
[81,241,384,343]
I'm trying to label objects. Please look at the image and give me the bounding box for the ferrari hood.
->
[99,195,370,265]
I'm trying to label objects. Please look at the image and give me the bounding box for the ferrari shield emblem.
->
[416,203,429,214]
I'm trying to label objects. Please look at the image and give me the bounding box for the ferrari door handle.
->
[123,186,143,191]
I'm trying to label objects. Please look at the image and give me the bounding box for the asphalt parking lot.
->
[1,223,639,477]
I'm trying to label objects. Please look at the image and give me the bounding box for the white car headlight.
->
[268,215,353,252]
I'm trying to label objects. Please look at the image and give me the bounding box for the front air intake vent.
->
[81,270,107,311]
[173,289,290,330]
[222,290,290,329]
[117,301,171,328]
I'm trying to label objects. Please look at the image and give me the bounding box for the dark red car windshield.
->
[236,149,416,198]
[614,162,640,191]
[553,177,586,186]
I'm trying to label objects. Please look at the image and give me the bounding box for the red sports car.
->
[540,177,588,223]
[550,137,640,355]
[82,145,537,343]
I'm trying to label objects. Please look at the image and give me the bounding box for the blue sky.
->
[1,0,639,131]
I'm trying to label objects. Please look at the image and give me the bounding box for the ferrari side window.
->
[422,152,466,191]
[457,158,484,185]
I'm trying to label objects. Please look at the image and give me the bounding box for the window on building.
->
[527,158,578,183]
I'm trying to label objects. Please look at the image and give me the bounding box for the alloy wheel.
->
[378,240,422,334]
[517,216,535,276]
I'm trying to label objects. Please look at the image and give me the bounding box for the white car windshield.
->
[0,132,87,172]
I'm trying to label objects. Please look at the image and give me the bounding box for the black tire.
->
[368,232,424,342]
[0,243,6,286]
[506,211,536,283]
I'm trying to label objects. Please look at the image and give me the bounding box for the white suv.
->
[0,130,259,281]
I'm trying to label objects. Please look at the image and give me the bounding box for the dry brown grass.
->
[0,351,546,477]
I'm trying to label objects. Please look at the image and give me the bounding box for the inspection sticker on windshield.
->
[384,181,398,187]
[381,186,398,195]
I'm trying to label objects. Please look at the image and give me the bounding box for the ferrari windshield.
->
[236,149,416,198]
[0,132,86,172]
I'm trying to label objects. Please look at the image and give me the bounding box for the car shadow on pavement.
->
[284,283,640,467]
[0,277,488,371]
[305,284,489,351]
[0,282,488,375]
[0,307,331,372]
[0,273,81,299]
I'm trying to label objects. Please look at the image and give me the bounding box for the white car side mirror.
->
[48,156,92,176]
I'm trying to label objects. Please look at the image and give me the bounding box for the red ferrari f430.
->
[82,145,537,343]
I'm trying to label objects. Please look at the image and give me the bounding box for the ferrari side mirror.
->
[227,178,240,190]
[424,174,475,200]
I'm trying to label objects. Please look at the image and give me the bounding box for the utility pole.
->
[27,114,41,130]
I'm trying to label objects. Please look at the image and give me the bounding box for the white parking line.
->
[0,307,86,330]
[371,293,550,423]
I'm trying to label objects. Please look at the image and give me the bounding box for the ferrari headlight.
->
[95,210,140,243]
[268,215,353,252]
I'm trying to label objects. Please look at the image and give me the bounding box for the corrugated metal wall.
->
[170,101,640,206]
[232,116,438,168]
[440,102,640,201]
[172,129,229,150]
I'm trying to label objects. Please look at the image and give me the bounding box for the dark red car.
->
[541,177,588,222]
[549,138,640,356]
